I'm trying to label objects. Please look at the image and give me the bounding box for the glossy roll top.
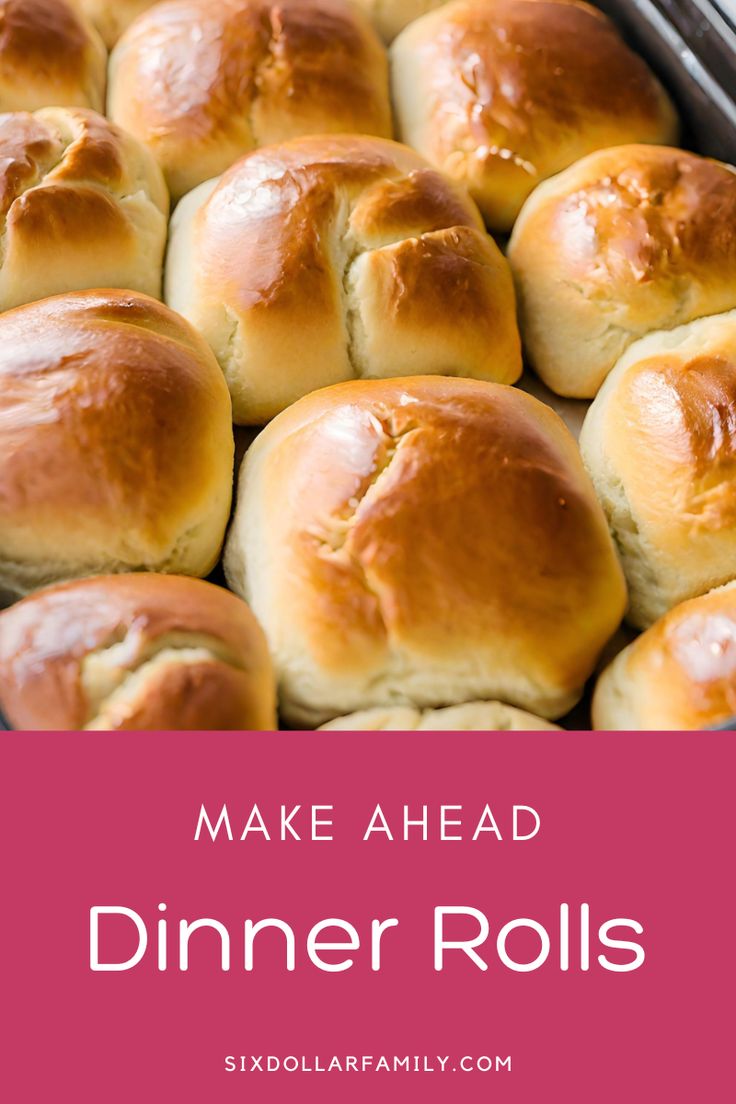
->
[581,310,736,629]
[166,134,522,424]
[508,145,736,397]
[391,0,678,231]
[593,584,736,731]
[225,376,627,726]
[0,575,277,730]
[0,107,169,310]
[0,290,234,597]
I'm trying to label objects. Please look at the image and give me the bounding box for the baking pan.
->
[1,0,735,732]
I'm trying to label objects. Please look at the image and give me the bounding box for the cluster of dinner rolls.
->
[0,0,733,733]
[0,575,276,730]
[0,291,234,597]
[224,376,626,727]
[0,0,107,113]
[108,0,393,200]
[320,703,560,730]
[391,0,678,231]
[580,311,736,630]
[508,146,736,397]
[593,584,736,731]
[0,107,168,310]
[167,134,521,423]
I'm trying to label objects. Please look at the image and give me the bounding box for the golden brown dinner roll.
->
[580,311,736,630]
[0,291,234,597]
[354,0,449,42]
[167,134,522,424]
[224,376,627,726]
[0,575,277,730]
[108,0,393,201]
[0,0,107,113]
[71,0,155,46]
[593,584,736,730]
[508,146,736,398]
[391,0,678,232]
[0,107,168,311]
[320,702,560,729]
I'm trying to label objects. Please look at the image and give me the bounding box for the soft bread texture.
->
[0,291,234,597]
[508,145,736,398]
[71,0,156,46]
[391,0,678,231]
[580,311,736,630]
[0,107,169,311]
[108,0,393,200]
[166,134,522,424]
[593,583,736,730]
[320,702,560,729]
[354,0,449,41]
[224,376,627,726]
[0,0,107,113]
[0,575,277,730]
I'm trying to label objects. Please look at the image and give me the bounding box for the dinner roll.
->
[580,311,736,630]
[108,0,393,201]
[593,584,736,730]
[0,108,168,311]
[508,146,736,398]
[354,0,449,42]
[0,575,276,730]
[0,0,107,113]
[71,0,155,46]
[391,0,678,231]
[224,376,626,726]
[167,135,522,424]
[0,291,234,597]
[320,702,560,729]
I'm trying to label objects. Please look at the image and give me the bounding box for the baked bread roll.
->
[593,584,736,731]
[108,0,393,201]
[0,0,107,113]
[0,107,168,311]
[391,0,678,231]
[354,0,449,42]
[167,134,522,424]
[0,291,234,597]
[320,702,560,729]
[508,146,736,398]
[224,376,626,726]
[71,0,155,46]
[0,575,276,730]
[580,311,736,630]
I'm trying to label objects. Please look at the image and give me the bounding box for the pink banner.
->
[2,731,732,1101]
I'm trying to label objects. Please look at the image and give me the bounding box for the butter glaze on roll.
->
[224,376,627,726]
[71,0,156,46]
[0,291,234,597]
[108,0,393,200]
[581,311,736,630]
[0,575,276,730]
[508,145,736,398]
[0,0,107,113]
[0,107,169,311]
[391,0,678,231]
[593,584,736,731]
[320,702,561,730]
[167,134,522,424]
